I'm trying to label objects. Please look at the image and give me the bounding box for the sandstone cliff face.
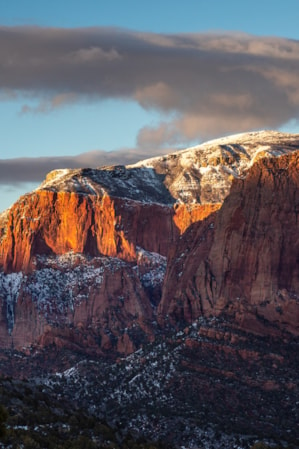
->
[1,130,299,353]
[0,191,161,272]
[159,151,299,336]
[0,189,219,273]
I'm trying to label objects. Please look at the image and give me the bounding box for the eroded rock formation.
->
[159,151,299,336]
[1,130,299,353]
[0,190,220,273]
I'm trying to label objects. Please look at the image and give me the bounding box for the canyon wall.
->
[159,152,299,336]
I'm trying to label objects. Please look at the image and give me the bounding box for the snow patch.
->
[0,272,23,334]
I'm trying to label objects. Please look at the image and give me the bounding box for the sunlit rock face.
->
[1,130,299,353]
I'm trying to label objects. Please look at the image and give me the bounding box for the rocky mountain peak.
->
[35,130,299,208]
[132,129,299,203]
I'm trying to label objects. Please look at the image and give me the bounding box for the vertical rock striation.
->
[159,151,299,336]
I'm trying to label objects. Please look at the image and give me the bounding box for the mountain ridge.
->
[1,130,299,448]
[34,130,299,205]
[0,129,299,352]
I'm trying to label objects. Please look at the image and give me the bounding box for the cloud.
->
[0,146,173,187]
[67,46,122,64]
[20,92,79,114]
[137,109,282,148]
[135,82,179,111]
[1,26,299,145]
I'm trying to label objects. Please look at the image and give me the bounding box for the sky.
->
[1,0,299,211]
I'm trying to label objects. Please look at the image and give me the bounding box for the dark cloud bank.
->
[0,147,172,186]
[1,26,299,187]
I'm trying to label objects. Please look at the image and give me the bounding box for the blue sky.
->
[0,0,299,211]
[2,0,299,37]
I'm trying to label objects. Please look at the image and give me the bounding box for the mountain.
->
[0,130,299,353]
[1,130,299,448]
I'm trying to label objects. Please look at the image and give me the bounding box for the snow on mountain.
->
[132,130,299,203]
[0,249,166,338]
[38,130,299,205]
[1,129,299,351]
[38,166,175,205]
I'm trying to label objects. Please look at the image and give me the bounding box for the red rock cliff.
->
[159,152,299,336]
[0,187,220,353]
[0,190,219,273]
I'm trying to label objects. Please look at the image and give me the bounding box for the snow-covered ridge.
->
[38,165,175,205]
[131,130,299,204]
[131,130,299,167]
[37,130,299,205]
